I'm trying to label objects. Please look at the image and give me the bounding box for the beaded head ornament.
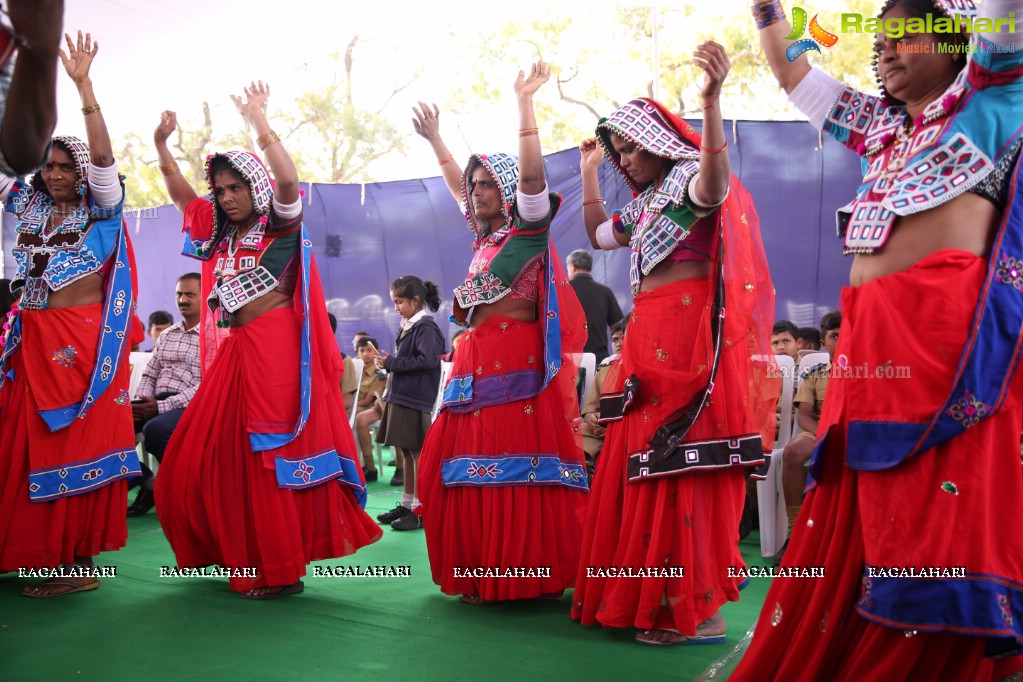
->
[30,135,91,197]
[873,0,976,107]
[203,150,274,233]
[460,152,519,239]
[595,98,701,194]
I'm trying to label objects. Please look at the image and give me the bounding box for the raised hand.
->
[693,41,730,102]
[154,110,178,145]
[579,138,603,172]
[412,102,443,141]
[514,61,551,99]
[231,80,270,124]
[59,30,97,84]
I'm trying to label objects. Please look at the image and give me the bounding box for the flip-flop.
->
[635,628,688,647]
[238,581,304,601]
[737,577,751,591]
[22,578,100,599]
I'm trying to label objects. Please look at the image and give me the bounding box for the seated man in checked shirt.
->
[127,273,202,517]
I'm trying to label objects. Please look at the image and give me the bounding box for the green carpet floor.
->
[0,451,770,681]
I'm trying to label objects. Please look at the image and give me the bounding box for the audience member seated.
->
[441,329,465,362]
[127,274,202,517]
[147,309,174,347]
[778,310,840,561]
[329,313,360,416]
[580,317,627,479]
[796,326,821,351]
[354,336,387,482]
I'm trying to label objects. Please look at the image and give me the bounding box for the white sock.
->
[411,497,421,510]
[401,493,413,508]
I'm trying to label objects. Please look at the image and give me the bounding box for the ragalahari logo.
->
[786,7,839,62]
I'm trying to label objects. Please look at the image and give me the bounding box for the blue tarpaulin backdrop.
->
[3,120,862,352]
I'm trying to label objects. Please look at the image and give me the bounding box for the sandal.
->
[458,593,489,605]
[22,576,100,599]
[238,581,304,600]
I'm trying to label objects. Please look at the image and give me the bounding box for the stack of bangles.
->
[159,163,180,176]
[752,0,786,29]
[582,198,603,207]
[519,127,539,138]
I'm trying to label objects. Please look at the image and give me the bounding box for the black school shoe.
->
[377,504,410,524]
[363,469,378,483]
[126,488,155,517]
[391,513,423,531]
[389,470,404,487]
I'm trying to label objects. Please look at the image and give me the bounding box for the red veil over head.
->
[598,98,778,453]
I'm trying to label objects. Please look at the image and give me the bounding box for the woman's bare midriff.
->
[229,290,293,327]
[469,296,536,329]
[638,259,711,292]
[47,273,104,308]
[850,192,998,286]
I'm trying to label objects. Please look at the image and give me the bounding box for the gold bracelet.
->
[82,104,101,115]
[582,198,604,207]
[256,131,281,150]
[159,163,181,176]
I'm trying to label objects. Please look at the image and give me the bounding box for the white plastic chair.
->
[432,360,454,422]
[128,352,160,474]
[348,357,363,429]
[576,353,597,409]
[756,354,795,558]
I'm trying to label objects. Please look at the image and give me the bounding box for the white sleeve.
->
[979,0,1023,46]
[516,184,551,221]
[0,174,14,204]
[87,161,124,208]
[595,219,624,250]
[272,195,303,220]
[788,67,844,131]
[688,178,729,209]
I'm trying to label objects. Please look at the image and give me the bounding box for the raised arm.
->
[232,81,299,205]
[412,103,461,203]
[59,31,112,167]
[153,111,198,214]
[689,41,731,208]
[751,1,811,94]
[514,61,550,196]
[1,0,62,174]
[579,138,626,249]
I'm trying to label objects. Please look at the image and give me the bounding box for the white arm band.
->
[979,0,1023,46]
[688,176,729,209]
[516,184,551,221]
[88,161,123,208]
[788,67,844,131]
[272,195,303,220]
[595,219,624,250]
[0,174,14,204]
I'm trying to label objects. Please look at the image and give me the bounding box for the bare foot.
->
[238,581,304,600]
[459,593,489,605]
[636,628,686,645]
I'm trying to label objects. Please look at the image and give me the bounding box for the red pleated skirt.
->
[0,305,132,569]
[731,251,1023,681]
[156,307,381,591]
[571,278,749,632]
[417,315,587,601]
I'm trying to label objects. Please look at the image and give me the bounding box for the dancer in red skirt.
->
[153,82,381,599]
[413,62,589,603]
[726,1,1023,678]
[0,31,144,597]
[571,42,776,645]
